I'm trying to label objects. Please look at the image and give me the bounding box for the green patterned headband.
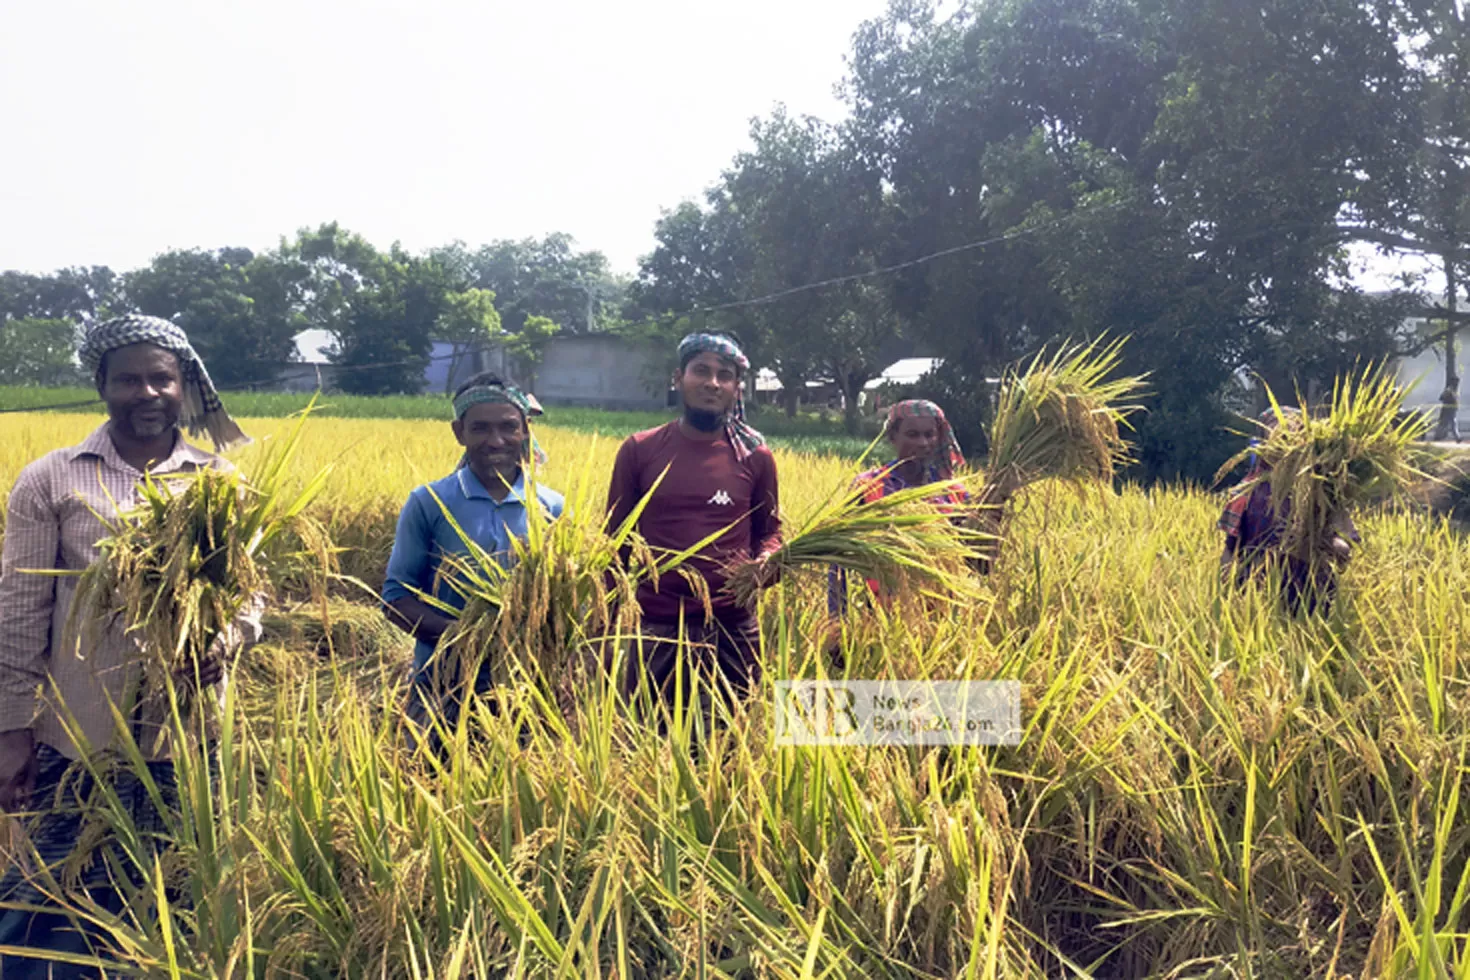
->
[452,383,548,469]
[453,384,543,421]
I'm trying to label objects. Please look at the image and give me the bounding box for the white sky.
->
[0,0,1440,300]
[0,0,889,278]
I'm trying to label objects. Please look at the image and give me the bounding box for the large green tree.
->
[0,267,121,323]
[433,287,503,394]
[632,109,903,431]
[278,223,453,395]
[433,234,620,336]
[0,318,82,386]
[124,248,307,388]
[837,0,1437,479]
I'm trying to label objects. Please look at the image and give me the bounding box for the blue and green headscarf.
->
[452,381,547,469]
[677,332,766,461]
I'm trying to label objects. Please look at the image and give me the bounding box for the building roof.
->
[293,329,334,364]
[864,357,943,390]
[754,368,834,392]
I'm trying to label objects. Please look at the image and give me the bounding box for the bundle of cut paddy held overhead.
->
[984,335,1148,499]
[1213,365,1429,566]
[55,405,335,749]
[969,336,1148,572]
[430,456,708,693]
[723,469,993,610]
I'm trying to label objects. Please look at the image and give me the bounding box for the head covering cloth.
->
[452,380,547,469]
[78,314,249,452]
[885,399,965,480]
[1220,406,1303,538]
[677,332,765,461]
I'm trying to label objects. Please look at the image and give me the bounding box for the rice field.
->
[0,386,875,459]
[1,410,1469,978]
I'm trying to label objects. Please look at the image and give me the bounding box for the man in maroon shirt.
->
[606,332,783,720]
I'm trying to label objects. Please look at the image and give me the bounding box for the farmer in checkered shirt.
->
[0,315,260,973]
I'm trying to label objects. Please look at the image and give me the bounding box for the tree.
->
[1340,0,1470,437]
[632,108,903,432]
[503,314,561,390]
[337,250,453,396]
[0,318,82,386]
[433,234,620,336]
[837,0,1435,479]
[124,248,306,388]
[434,288,502,394]
[1,267,122,327]
[271,224,452,396]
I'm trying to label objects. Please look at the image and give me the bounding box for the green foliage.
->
[432,233,621,336]
[631,109,903,431]
[123,246,307,388]
[434,287,503,394]
[0,317,82,386]
[281,224,455,396]
[503,313,560,368]
[0,266,119,323]
[817,0,1449,482]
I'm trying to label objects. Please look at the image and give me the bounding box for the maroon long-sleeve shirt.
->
[606,421,783,622]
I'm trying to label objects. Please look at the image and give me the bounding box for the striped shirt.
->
[0,423,262,761]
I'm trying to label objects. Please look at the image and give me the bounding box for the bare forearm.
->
[385,598,455,648]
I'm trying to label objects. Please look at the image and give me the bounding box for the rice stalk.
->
[422,449,723,706]
[46,402,336,750]
[985,335,1148,496]
[966,336,1147,572]
[1213,363,1430,566]
[723,469,993,610]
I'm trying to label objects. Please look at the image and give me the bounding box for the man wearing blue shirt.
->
[382,373,564,742]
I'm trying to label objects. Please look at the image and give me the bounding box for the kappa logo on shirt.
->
[707,489,734,506]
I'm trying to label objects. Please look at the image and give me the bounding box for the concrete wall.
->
[424,341,495,396]
[1395,343,1469,427]
[533,335,668,410]
[274,363,338,393]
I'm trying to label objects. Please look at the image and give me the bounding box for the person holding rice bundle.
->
[826,398,969,620]
[0,314,259,974]
[1219,407,1360,616]
[605,332,783,721]
[382,372,565,745]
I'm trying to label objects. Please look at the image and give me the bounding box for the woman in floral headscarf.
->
[825,399,970,620]
[1218,406,1359,616]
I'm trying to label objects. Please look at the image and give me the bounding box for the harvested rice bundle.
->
[1214,365,1429,565]
[723,474,992,609]
[261,597,407,660]
[970,337,1148,569]
[430,457,703,690]
[57,409,334,744]
[985,336,1148,495]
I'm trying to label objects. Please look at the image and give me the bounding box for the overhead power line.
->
[0,197,1221,416]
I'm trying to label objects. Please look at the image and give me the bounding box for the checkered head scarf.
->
[677,332,765,461]
[452,380,548,469]
[886,399,965,480]
[79,315,249,452]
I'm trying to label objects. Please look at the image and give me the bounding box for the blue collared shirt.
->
[382,466,565,668]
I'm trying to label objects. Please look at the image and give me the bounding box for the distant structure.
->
[275,329,667,410]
